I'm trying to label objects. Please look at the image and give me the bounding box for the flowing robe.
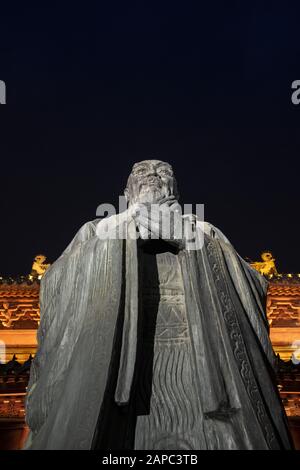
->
[134,239,206,450]
[23,217,293,450]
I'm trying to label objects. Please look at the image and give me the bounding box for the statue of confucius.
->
[24,160,293,450]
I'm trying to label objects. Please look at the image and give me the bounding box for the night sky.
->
[0,1,300,276]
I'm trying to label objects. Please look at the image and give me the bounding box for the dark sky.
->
[0,1,300,276]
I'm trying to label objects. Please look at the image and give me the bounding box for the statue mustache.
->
[138,176,163,190]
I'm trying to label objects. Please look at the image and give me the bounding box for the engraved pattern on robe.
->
[134,244,207,450]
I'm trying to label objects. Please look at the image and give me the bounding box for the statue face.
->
[261,252,273,262]
[35,255,46,264]
[125,160,178,204]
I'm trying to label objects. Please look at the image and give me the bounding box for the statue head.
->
[261,251,274,262]
[124,160,179,205]
[34,254,46,264]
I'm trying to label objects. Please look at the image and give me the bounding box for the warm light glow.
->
[250,251,278,276]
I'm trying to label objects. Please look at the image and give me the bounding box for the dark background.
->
[0,1,300,276]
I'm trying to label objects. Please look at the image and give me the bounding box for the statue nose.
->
[147,173,160,182]
[148,167,160,177]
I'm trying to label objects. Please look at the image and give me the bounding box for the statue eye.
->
[135,168,146,175]
[158,169,172,176]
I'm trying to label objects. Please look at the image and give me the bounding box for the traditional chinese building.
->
[251,252,300,448]
[0,253,299,449]
[0,255,48,450]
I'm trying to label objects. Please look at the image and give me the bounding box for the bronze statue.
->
[24,160,293,450]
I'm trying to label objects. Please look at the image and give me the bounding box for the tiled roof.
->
[0,276,40,286]
[267,274,300,284]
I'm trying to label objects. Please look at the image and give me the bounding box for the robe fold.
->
[23,217,293,450]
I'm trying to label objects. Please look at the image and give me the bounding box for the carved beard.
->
[137,183,168,203]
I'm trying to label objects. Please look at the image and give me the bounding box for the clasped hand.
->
[128,195,184,247]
